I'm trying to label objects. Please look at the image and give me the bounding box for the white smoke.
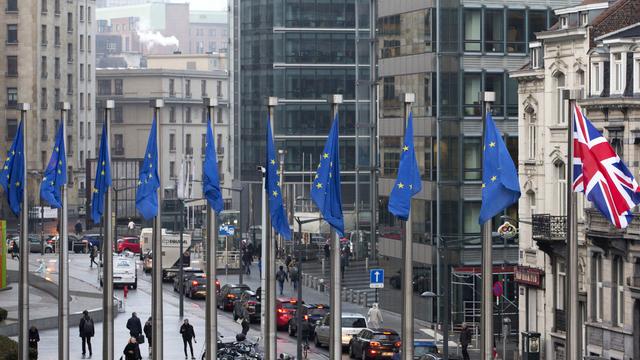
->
[137,29,179,49]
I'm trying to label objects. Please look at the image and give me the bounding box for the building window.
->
[185,107,191,123]
[41,151,47,170]
[40,87,47,109]
[79,5,84,21]
[169,106,176,123]
[54,88,60,106]
[80,150,84,165]
[217,108,223,124]
[201,80,207,96]
[169,133,176,152]
[114,79,123,95]
[113,134,123,154]
[463,137,481,181]
[54,57,60,79]
[592,254,603,321]
[185,79,191,97]
[556,160,566,216]
[7,87,18,107]
[634,57,640,93]
[87,7,91,22]
[609,129,624,158]
[591,61,602,96]
[169,79,175,97]
[170,161,176,178]
[98,80,111,95]
[88,121,91,138]
[581,12,589,27]
[67,43,73,63]
[79,121,84,139]
[7,24,18,44]
[79,64,84,80]
[79,92,84,110]
[114,106,123,123]
[41,0,47,13]
[186,134,192,154]
[54,0,60,14]
[486,73,505,117]
[612,256,624,327]
[560,16,568,29]
[464,9,481,52]
[88,94,91,110]
[555,72,566,124]
[6,119,17,139]
[485,9,504,53]
[507,10,525,53]
[201,109,207,123]
[41,25,47,45]
[463,73,481,116]
[87,35,91,52]
[7,56,18,76]
[612,53,624,94]
[67,74,72,94]
[87,65,91,81]
[67,12,72,32]
[462,202,481,235]
[201,134,206,155]
[7,0,17,12]
[556,260,566,311]
[526,108,537,160]
[54,26,60,46]
[79,35,84,51]
[531,46,542,69]
[40,119,47,141]
[217,80,222,97]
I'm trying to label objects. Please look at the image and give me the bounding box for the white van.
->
[139,228,192,281]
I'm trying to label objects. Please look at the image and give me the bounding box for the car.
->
[183,274,213,299]
[11,235,54,254]
[99,254,137,289]
[47,234,83,253]
[233,290,261,323]
[413,340,441,360]
[288,303,329,338]
[276,297,304,330]
[314,312,368,348]
[217,284,251,311]
[173,270,204,293]
[77,206,86,217]
[142,251,153,273]
[348,329,401,359]
[389,268,432,293]
[117,237,141,254]
[80,234,103,252]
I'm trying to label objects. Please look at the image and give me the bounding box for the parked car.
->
[276,297,304,330]
[47,234,83,253]
[348,328,401,359]
[11,235,54,254]
[217,284,251,311]
[233,289,261,323]
[413,340,441,360]
[80,234,103,252]
[142,251,152,273]
[98,254,137,289]
[117,237,141,254]
[183,274,213,299]
[288,303,329,338]
[314,312,368,348]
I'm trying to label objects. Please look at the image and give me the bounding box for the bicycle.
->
[301,335,310,359]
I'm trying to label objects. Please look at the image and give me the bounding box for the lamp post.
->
[18,102,30,360]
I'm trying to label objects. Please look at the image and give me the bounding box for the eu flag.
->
[478,112,521,224]
[40,122,67,208]
[388,111,422,220]
[0,121,25,217]
[311,113,344,236]
[203,116,223,212]
[266,117,291,240]
[136,116,160,220]
[91,122,112,223]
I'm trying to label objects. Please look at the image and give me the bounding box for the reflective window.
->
[507,10,526,53]
[378,9,433,58]
[463,202,481,235]
[484,9,504,53]
[463,73,481,116]
[485,73,504,117]
[463,137,481,181]
[528,11,547,42]
[464,9,481,52]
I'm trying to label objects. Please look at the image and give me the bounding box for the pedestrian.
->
[11,240,19,260]
[89,245,98,268]
[127,218,135,234]
[240,303,250,336]
[340,254,346,279]
[75,220,83,236]
[323,242,330,260]
[276,265,288,295]
[179,318,197,359]
[126,312,143,340]
[343,243,351,266]
[258,256,262,278]
[79,310,95,358]
[143,316,152,357]
[122,337,142,360]
[285,254,292,268]
[367,303,383,328]
[460,322,472,360]
[289,263,299,290]
[28,325,40,357]
[243,247,252,275]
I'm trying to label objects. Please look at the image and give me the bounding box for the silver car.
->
[314,312,368,348]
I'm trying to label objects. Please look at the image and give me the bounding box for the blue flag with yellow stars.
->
[0,120,24,217]
[40,122,67,208]
[311,113,344,236]
[203,116,224,213]
[388,111,422,221]
[91,122,112,224]
[136,116,161,220]
[478,112,520,224]
[266,116,291,240]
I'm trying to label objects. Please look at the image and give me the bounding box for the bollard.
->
[363,292,368,307]
[321,258,325,275]
[365,257,369,271]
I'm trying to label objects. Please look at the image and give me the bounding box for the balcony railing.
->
[554,308,566,332]
[532,214,566,241]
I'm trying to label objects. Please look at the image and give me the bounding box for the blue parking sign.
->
[370,269,384,289]
[219,225,235,236]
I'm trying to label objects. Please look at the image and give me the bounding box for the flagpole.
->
[401,93,415,358]
[480,91,495,360]
[18,102,30,360]
[565,91,579,360]
[204,97,218,360]
[264,97,278,360]
[328,94,342,360]
[102,100,115,360]
[150,99,164,360]
[58,101,71,360]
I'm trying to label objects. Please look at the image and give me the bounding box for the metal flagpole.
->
[150,99,164,360]
[18,102,30,360]
[264,97,278,360]
[205,97,218,360]
[481,91,495,360]
[102,100,115,360]
[58,102,71,360]
[329,94,342,360]
[565,91,579,360]
[401,93,415,358]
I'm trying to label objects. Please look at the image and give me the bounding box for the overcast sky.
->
[186,0,227,11]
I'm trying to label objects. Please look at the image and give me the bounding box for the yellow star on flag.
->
[102,161,106,166]
[149,163,153,168]
[148,173,153,178]
[316,183,322,189]
[15,181,20,186]
[3,165,7,170]
[489,142,496,148]
[491,176,497,182]
[147,154,151,158]
[57,169,61,174]
[314,174,318,180]
[101,170,105,175]
[323,153,329,159]
[482,183,486,188]
[409,184,413,190]
[271,159,276,165]
[58,160,62,165]
[93,188,99,193]
[403,145,409,152]
[138,180,142,185]
[55,147,59,152]
[272,191,278,197]
[398,183,404,189]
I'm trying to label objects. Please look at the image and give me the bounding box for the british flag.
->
[573,105,640,228]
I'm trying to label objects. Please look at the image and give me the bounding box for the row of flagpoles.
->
[1,92,635,359]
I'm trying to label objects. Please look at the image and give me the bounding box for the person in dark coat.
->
[122,337,142,360]
[79,310,95,358]
[143,317,152,357]
[89,245,98,268]
[276,265,288,295]
[75,220,83,236]
[179,319,197,359]
[460,322,472,360]
[323,242,330,260]
[28,326,40,356]
[239,303,250,336]
[126,312,143,338]
[11,240,19,259]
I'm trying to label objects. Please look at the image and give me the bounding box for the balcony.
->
[554,308,566,333]
[532,214,567,258]
[113,147,124,156]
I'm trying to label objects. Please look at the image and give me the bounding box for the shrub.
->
[0,335,37,360]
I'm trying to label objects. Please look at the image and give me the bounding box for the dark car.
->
[288,303,329,338]
[172,270,204,293]
[348,329,401,359]
[389,268,431,293]
[46,234,83,253]
[233,290,261,323]
[217,284,250,311]
[184,274,211,299]
[80,234,103,252]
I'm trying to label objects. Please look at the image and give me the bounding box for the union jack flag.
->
[573,105,640,228]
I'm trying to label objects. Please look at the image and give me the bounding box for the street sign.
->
[493,280,504,297]
[370,268,384,289]
[219,225,235,236]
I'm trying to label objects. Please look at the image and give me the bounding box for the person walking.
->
[28,326,40,357]
[11,240,19,260]
[126,312,143,340]
[128,218,135,234]
[89,245,98,268]
[340,254,346,279]
[460,322,472,360]
[239,303,251,336]
[367,303,384,329]
[143,316,152,357]
[75,220,83,236]
[179,319,197,359]
[122,337,142,360]
[323,241,330,260]
[289,263,299,291]
[343,243,352,266]
[276,265,288,295]
[79,310,95,358]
